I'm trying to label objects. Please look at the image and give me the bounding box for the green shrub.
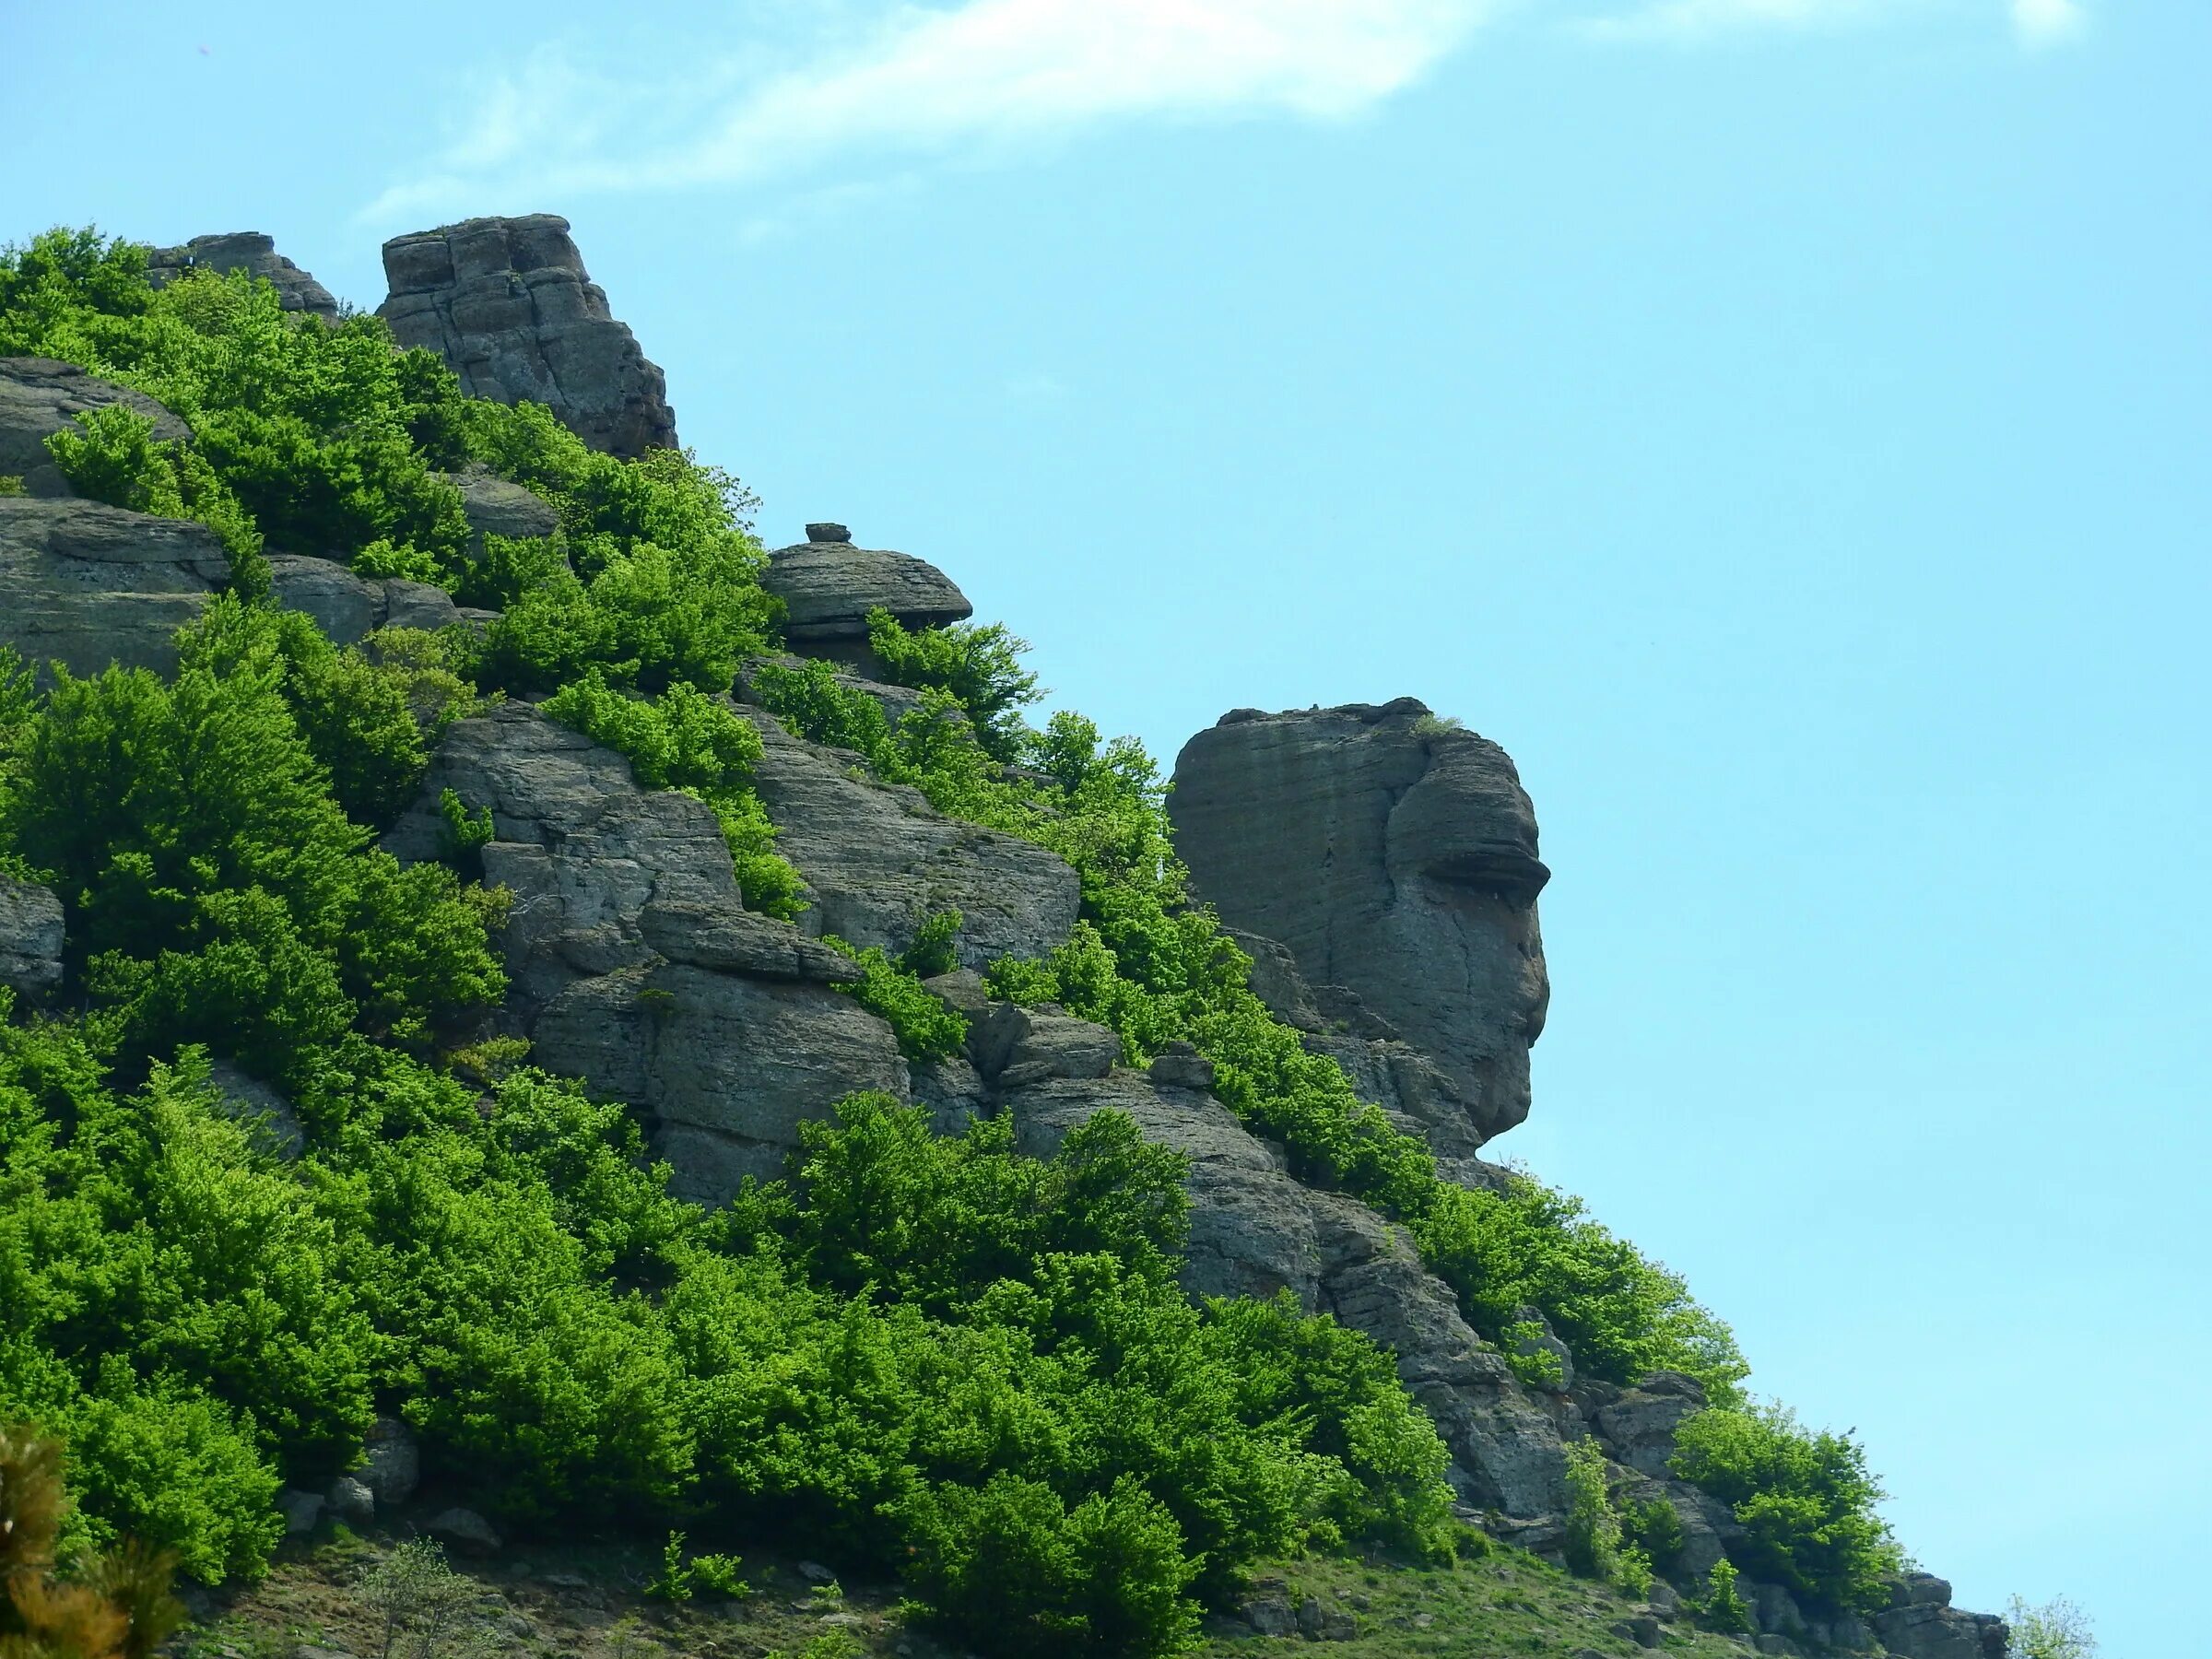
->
[644,1531,750,1602]
[1562,1437,1621,1583]
[823,940,968,1060]
[1693,1558,1755,1634]
[43,404,263,582]
[865,608,1041,761]
[898,1473,1199,1659]
[1670,1403,1900,1613]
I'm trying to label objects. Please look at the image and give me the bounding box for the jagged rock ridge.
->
[377,214,677,459]
[147,232,340,322]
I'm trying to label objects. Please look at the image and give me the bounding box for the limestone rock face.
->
[0,875,65,1004]
[265,555,462,646]
[383,703,901,1199]
[378,215,676,458]
[760,526,971,662]
[0,497,229,678]
[147,233,340,323]
[2,358,192,498]
[1171,699,1549,1145]
[735,705,1078,971]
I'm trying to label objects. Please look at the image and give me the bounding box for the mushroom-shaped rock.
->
[761,526,971,660]
[147,233,340,323]
[1170,699,1550,1145]
[378,214,677,458]
[2,358,191,499]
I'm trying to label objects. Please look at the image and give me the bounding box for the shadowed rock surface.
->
[382,702,902,1200]
[0,497,231,677]
[147,232,340,323]
[0,874,65,1003]
[378,215,677,458]
[0,498,468,679]
[1171,699,1550,1146]
[2,357,191,498]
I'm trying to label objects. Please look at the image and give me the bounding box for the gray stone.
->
[538,962,907,1199]
[1171,699,1550,1146]
[383,703,905,1204]
[265,556,463,648]
[325,1475,375,1527]
[1644,1582,1680,1620]
[1146,1041,1215,1092]
[277,1488,325,1536]
[1613,1616,1662,1649]
[912,1054,986,1136]
[442,465,561,559]
[379,216,676,458]
[1592,1372,1707,1478]
[1,358,191,498]
[1242,1594,1295,1636]
[1754,1639,1803,1658]
[0,497,229,679]
[760,534,972,653]
[0,874,65,1004]
[804,523,851,544]
[427,1506,502,1555]
[1872,1590,2008,1659]
[356,1415,420,1508]
[736,706,1078,970]
[973,1003,1122,1088]
[207,1062,305,1160]
[1754,1581,1807,1638]
[147,233,339,322]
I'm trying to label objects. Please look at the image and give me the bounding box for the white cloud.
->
[360,0,2090,227]
[2010,0,2086,48]
[360,0,1496,227]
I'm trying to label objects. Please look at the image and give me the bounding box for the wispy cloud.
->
[2010,0,2086,48]
[359,0,1498,228]
[361,0,2090,229]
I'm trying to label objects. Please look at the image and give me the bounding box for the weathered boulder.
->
[354,1415,420,1509]
[760,524,972,663]
[441,465,561,561]
[0,497,229,678]
[1,358,191,498]
[147,233,340,323]
[378,215,676,458]
[735,705,1078,970]
[384,703,900,1200]
[266,554,461,646]
[0,875,65,1004]
[1592,1371,1708,1478]
[1171,699,1550,1145]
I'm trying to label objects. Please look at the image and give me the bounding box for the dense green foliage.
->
[1670,1404,1900,1613]
[0,226,1910,1653]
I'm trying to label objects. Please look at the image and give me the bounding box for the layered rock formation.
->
[147,232,339,323]
[378,215,677,458]
[1171,699,1551,1153]
[761,523,973,671]
[3,357,194,498]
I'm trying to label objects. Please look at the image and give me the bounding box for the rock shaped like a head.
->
[1170,698,1549,1142]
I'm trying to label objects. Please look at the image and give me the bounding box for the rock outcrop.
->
[0,874,65,1004]
[0,498,468,680]
[0,497,232,678]
[761,524,971,668]
[1171,699,1550,1147]
[382,702,904,1200]
[378,216,677,459]
[147,233,339,323]
[2,358,191,498]
[733,704,1078,970]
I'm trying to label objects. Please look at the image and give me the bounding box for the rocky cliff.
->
[0,218,2009,1659]
[377,214,677,458]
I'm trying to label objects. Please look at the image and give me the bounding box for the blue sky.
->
[7,1,2206,1649]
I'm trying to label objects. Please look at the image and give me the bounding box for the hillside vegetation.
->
[2,228,1899,1656]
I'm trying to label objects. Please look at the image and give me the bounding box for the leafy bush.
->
[1694,1558,1754,1634]
[2006,1594,2098,1659]
[865,608,1041,761]
[898,1474,1199,1659]
[823,941,968,1060]
[43,404,264,583]
[542,671,804,919]
[1670,1402,1900,1613]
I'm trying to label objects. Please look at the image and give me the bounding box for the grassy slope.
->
[183,1535,1748,1659]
